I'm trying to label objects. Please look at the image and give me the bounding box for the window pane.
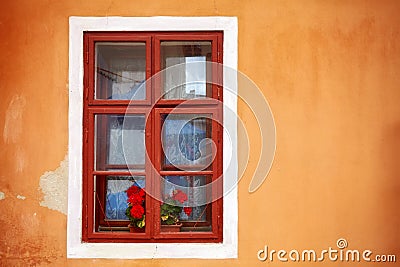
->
[162,114,213,171]
[95,114,145,171]
[161,176,212,232]
[96,42,146,100]
[104,176,145,220]
[161,41,212,99]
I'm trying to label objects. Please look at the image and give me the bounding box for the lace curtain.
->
[163,56,207,99]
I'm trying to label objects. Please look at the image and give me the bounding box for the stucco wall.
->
[1,0,399,266]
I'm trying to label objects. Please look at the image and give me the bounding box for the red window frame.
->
[82,31,223,243]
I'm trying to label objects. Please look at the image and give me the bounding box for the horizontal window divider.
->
[155,100,221,106]
[88,100,221,107]
[87,106,150,114]
[103,219,130,223]
[104,164,146,169]
[88,100,153,106]
[162,164,211,171]
[98,225,130,232]
[155,107,218,114]
[159,170,213,176]
[93,171,146,176]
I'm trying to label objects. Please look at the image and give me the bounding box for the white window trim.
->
[68,16,238,259]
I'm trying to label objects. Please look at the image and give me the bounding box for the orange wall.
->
[1,0,399,266]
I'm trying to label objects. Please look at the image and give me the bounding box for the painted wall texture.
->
[1,0,399,266]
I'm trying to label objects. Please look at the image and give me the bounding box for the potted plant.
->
[160,189,192,232]
[125,184,146,233]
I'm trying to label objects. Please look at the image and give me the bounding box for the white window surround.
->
[68,16,238,259]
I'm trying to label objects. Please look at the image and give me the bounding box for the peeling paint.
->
[0,191,5,200]
[3,95,26,144]
[16,195,26,200]
[39,154,68,215]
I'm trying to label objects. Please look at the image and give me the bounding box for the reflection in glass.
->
[162,114,213,170]
[162,176,210,223]
[95,42,146,100]
[104,176,145,220]
[95,115,145,171]
[161,41,212,99]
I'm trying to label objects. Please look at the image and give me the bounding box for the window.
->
[68,16,237,259]
[82,32,223,242]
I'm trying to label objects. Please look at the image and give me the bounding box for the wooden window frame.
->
[82,31,223,243]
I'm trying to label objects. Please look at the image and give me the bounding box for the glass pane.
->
[161,41,212,99]
[95,114,145,171]
[161,176,212,232]
[96,42,146,100]
[162,114,213,171]
[103,176,145,220]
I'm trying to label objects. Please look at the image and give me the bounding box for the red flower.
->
[183,207,192,216]
[130,204,145,219]
[126,185,144,198]
[172,190,188,204]
[128,193,144,205]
